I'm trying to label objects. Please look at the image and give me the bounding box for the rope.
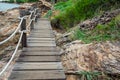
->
[0,7,40,76]
[25,19,33,32]
[0,31,24,76]
[0,18,24,45]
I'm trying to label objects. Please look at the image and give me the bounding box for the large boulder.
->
[61,40,120,74]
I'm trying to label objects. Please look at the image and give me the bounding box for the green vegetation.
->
[50,0,120,29]
[73,16,120,43]
[9,0,38,3]
[77,71,102,80]
[47,0,120,43]
[77,71,114,80]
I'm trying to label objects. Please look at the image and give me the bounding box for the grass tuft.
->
[73,18,120,43]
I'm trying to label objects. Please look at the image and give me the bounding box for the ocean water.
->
[0,3,19,11]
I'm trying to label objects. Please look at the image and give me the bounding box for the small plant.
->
[73,19,120,43]
[77,71,101,80]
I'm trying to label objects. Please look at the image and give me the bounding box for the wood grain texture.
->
[21,51,61,56]
[17,56,60,62]
[22,46,59,51]
[13,62,63,70]
[27,42,56,47]
[9,70,65,80]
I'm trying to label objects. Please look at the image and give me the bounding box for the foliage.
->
[51,0,120,29]
[54,0,73,11]
[73,18,120,43]
[45,10,52,18]
[77,71,101,80]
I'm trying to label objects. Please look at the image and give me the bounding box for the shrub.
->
[52,0,120,29]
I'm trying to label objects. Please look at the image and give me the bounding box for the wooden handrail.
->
[19,4,40,48]
[20,9,27,48]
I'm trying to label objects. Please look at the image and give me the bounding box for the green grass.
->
[77,71,101,80]
[73,17,120,43]
[54,0,73,12]
[51,0,120,29]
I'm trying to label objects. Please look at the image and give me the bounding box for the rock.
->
[38,0,52,16]
[56,31,74,46]
[61,40,120,74]
[80,9,120,30]
[0,61,5,68]
[0,11,5,15]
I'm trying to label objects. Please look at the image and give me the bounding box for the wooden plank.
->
[27,40,55,43]
[27,42,56,47]
[31,31,53,34]
[31,29,52,32]
[22,47,59,52]
[29,34,55,37]
[17,56,60,62]
[21,52,61,56]
[30,32,54,35]
[34,27,52,29]
[28,35,55,38]
[13,62,63,70]
[27,38,55,41]
[8,70,65,80]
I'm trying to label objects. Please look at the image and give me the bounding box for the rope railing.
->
[0,17,23,45]
[0,6,40,76]
[0,8,39,45]
[0,31,24,76]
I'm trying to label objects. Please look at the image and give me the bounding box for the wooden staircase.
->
[8,19,66,80]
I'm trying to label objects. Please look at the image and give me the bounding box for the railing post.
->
[20,9,27,47]
[35,9,38,22]
[30,11,34,30]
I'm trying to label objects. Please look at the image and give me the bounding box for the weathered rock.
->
[56,31,74,46]
[38,0,51,16]
[61,40,120,74]
[80,9,120,30]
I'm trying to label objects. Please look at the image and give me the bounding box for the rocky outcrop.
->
[0,3,37,36]
[80,9,120,30]
[38,0,51,14]
[61,40,120,74]
[55,30,74,46]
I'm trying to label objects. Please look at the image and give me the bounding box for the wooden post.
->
[30,12,34,30]
[35,9,38,22]
[20,9,27,47]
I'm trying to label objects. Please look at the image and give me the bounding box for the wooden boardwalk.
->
[8,19,66,80]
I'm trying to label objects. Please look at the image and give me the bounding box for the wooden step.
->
[27,42,56,47]
[21,51,61,56]
[27,38,55,41]
[22,47,59,52]
[8,70,65,80]
[31,29,53,33]
[33,27,52,30]
[17,56,60,62]
[28,35,55,38]
[27,40,55,43]
[30,32,54,35]
[31,30,53,33]
[13,62,63,71]
[8,19,66,80]
[29,34,55,37]
[29,33,54,37]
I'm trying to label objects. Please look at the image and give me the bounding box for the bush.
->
[52,0,120,29]
[73,18,120,43]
